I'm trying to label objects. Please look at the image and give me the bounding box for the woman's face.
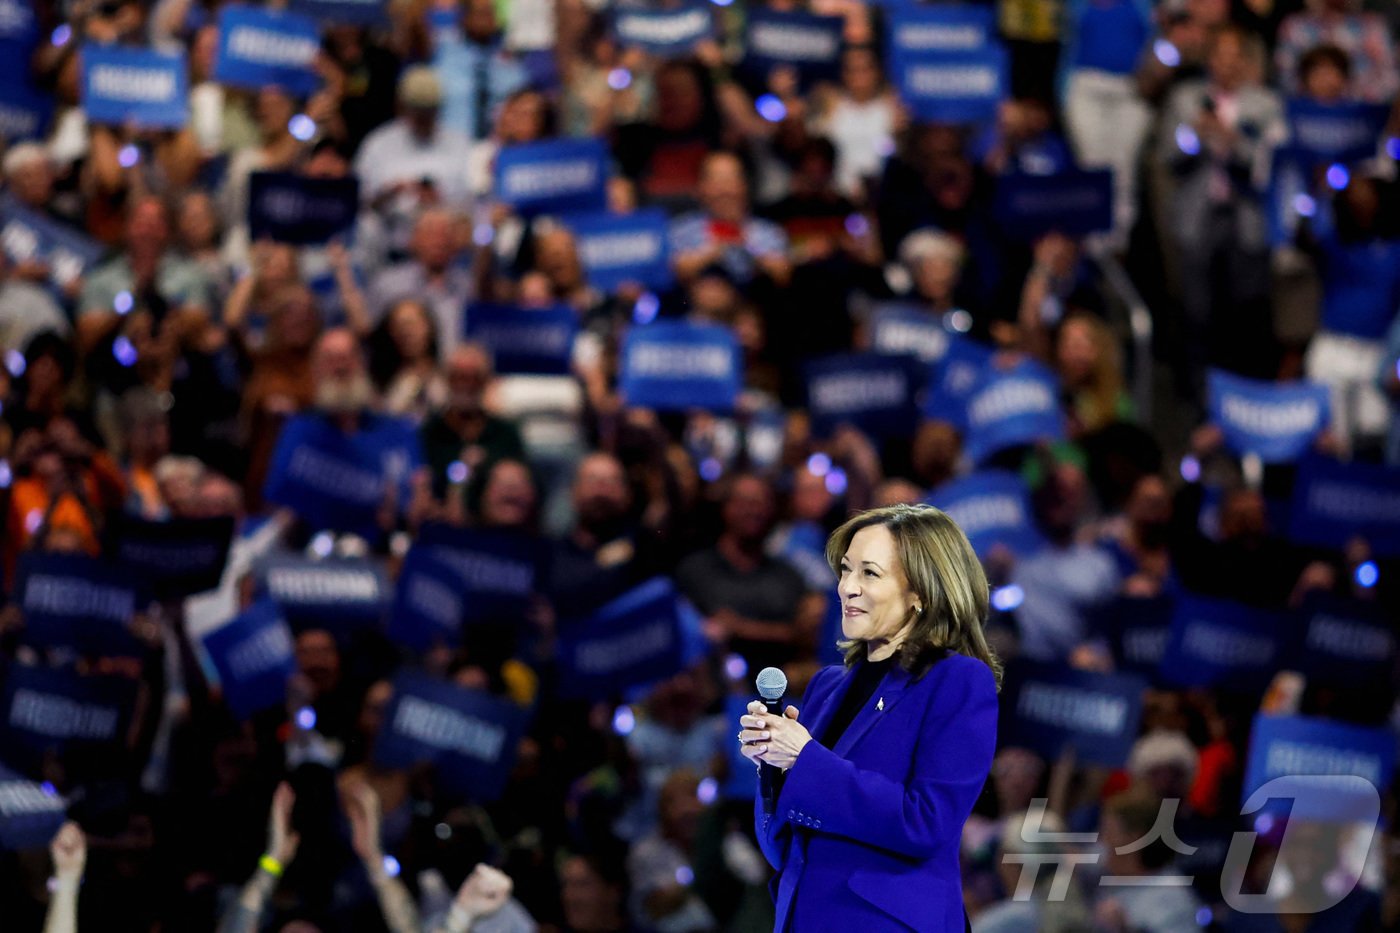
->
[256,87,295,139]
[388,301,433,360]
[498,92,547,144]
[841,48,881,100]
[1056,318,1099,387]
[837,524,918,648]
[178,193,217,249]
[275,295,319,350]
[481,461,535,527]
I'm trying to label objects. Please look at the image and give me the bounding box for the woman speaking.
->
[738,504,1003,932]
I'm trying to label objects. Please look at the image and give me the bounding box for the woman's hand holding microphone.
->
[738,700,813,771]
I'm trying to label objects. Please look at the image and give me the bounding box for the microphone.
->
[755,667,787,814]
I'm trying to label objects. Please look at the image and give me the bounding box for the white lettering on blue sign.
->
[617,9,709,45]
[267,567,380,603]
[748,24,838,61]
[873,320,949,362]
[392,695,506,761]
[227,27,318,67]
[1221,395,1320,437]
[0,781,64,817]
[1306,616,1393,661]
[1124,627,1169,663]
[407,574,460,627]
[90,65,176,102]
[631,344,732,379]
[1293,116,1372,151]
[433,550,533,595]
[501,160,598,198]
[810,371,906,412]
[894,24,984,52]
[1306,482,1400,522]
[574,620,673,674]
[1,218,38,260]
[907,65,997,96]
[1182,621,1274,666]
[287,446,383,504]
[121,541,221,571]
[1009,188,1104,214]
[0,104,41,138]
[1017,683,1127,734]
[9,689,118,740]
[943,494,1023,537]
[23,575,134,622]
[475,324,572,356]
[1264,741,1381,784]
[969,378,1054,425]
[225,623,293,680]
[579,231,662,267]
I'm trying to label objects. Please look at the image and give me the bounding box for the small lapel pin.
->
[876,697,884,711]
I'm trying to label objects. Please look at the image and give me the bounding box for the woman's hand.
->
[739,700,812,771]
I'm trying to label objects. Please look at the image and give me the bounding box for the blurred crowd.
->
[2,0,1400,931]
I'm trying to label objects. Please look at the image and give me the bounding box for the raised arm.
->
[43,822,86,933]
[216,782,300,933]
[344,780,420,933]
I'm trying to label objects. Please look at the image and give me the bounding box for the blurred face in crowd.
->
[462,0,499,43]
[304,144,349,178]
[572,453,631,535]
[191,25,219,81]
[1055,316,1102,389]
[658,772,704,847]
[1188,0,1230,28]
[911,419,960,487]
[723,474,776,545]
[698,153,748,223]
[560,856,622,933]
[311,328,374,416]
[412,210,456,272]
[1302,56,1349,102]
[654,63,705,134]
[534,228,583,293]
[1126,475,1171,540]
[127,198,170,255]
[1037,463,1089,541]
[177,191,219,251]
[1208,30,1250,91]
[791,466,834,522]
[841,46,882,101]
[1341,175,1379,229]
[480,459,536,528]
[7,154,53,207]
[194,473,243,517]
[873,478,922,508]
[388,300,435,362]
[256,86,296,140]
[296,629,341,695]
[357,679,393,740]
[837,524,919,647]
[498,90,548,144]
[156,458,203,515]
[127,412,170,467]
[991,747,1045,811]
[1220,488,1267,545]
[913,249,961,305]
[270,286,320,352]
[445,344,492,414]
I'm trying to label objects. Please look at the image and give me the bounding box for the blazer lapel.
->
[831,665,914,759]
[804,667,853,746]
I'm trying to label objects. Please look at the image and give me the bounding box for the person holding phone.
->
[669,152,792,289]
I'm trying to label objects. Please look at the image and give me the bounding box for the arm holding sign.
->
[42,822,86,933]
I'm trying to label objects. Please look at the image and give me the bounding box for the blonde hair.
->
[825,504,1002,689]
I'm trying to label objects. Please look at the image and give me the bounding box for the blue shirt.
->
[1064,0,1152,77]
[1319,236,1400,339]
[433,37,528,140]
[668,212,788,284]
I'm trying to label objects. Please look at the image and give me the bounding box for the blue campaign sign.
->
[620,321,743,413]
[923,334,995,427]
[805,352,922,439]
[14,553,141,657]
[1288,456,1400,557]
[566,209,673,293]
[256,555,391,632]
[264,412,423,538]
[0,665,137,776]
[868,304,954,364]
[80,45,188,130]
[1243,714,1395,822]
[0,196,105,290]
[1104,595,1174,680]
[248,172,360,246]
[887,4,995,66]
[1002,661,1147,767]
[110,515,234,599]
[612,5,714,54]
[389,526,540,651]
[495,138,609,218]
[0,762,67,851]
[895,48,1007,125]
[463,303,577,375]
[556,578,687,700]
[1286,99,1388,166]
[0,0,39,86]
[993,169,1114,240]
[290,0,389,26]
[1208,370,1329,464]
[1158,593,1290,690]
[214,5,321,95]
[374,672,530,802]
[961,358,1065,464]
[743,9,843,85]
[1289,592,1397,689]
[0,79,52,143]
[200,599,296,720]
[926,470,1045,559]
[1267,147,1312,248]
[722,693,760,801]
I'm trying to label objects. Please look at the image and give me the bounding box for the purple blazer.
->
[754,652,998,932]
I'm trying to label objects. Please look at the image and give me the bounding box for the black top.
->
[820,656,896,748]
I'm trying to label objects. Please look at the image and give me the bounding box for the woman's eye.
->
[864,570,877,578]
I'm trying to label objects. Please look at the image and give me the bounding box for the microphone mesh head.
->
[755,667,787,701]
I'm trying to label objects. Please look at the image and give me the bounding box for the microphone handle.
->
[759,696,784,814]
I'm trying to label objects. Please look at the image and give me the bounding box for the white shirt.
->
[820,96,896,197]
[353,119,475,208]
